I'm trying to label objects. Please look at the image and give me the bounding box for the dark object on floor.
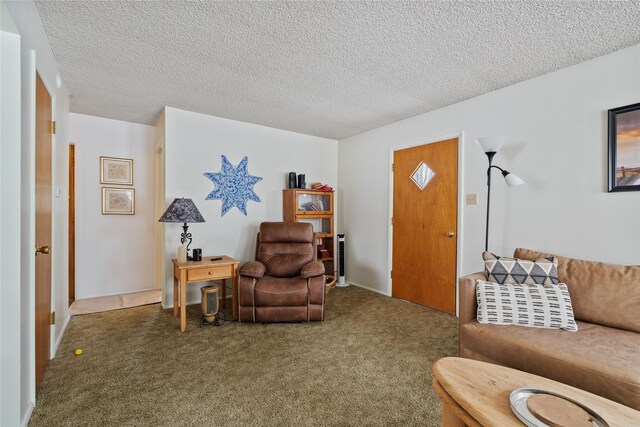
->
[200,311,225,327]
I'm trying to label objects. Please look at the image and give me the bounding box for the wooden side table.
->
[172,256,239,332]
[432,357,639,427]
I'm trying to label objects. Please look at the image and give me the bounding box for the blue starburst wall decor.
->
[204,155,263,216]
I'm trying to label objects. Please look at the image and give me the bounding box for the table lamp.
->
[159,198,205,260]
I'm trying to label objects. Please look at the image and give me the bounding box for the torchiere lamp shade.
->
[159,198,205,223]
[476,135,506,153]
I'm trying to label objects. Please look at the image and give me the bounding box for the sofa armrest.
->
[301,261,325,278]
[459,272,486,326]
[239,261,266,278]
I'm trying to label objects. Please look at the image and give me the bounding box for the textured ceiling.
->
[35,1,640,140]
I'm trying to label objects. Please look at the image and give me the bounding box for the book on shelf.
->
[301,201,325,211]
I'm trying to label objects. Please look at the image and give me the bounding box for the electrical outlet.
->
[466,193,478,205]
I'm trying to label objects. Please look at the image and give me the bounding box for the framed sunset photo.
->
[608,102,640,192]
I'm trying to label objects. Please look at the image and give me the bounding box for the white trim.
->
[20,400,34,427]
[52,312,70,357]
[387,131,465,317]
[25,47,38,416]
[165,295,212,309]
[49,91,57,359]
[455,133,465,318]
[348,281,389,296]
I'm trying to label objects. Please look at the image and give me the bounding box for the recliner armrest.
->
[239,261,266,278]
[301,261,325,278]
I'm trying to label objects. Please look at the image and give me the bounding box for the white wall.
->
[3,1,72,424]
[70,113,156,299]
[162,107,338,305]
[339,44,640,295]
[1,6,23,426]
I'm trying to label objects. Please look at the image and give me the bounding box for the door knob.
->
[446,232,456,238]
[35,245,50,255]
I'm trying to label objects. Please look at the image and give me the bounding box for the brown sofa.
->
[459,248,640,410]
[237,222,325,323]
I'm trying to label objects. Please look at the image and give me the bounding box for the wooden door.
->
[35,73,52,391]
[69,144,75,305]
[392,138,458,314]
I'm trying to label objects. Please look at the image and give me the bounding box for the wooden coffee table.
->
[432,357,639,427]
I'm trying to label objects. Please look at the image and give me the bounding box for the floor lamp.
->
[476,136,525,252]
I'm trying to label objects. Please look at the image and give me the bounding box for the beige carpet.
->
[69,290,162,315]
[30,286,458,426]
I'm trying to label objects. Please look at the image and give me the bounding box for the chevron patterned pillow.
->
[483,252,559,285]
[476,280,578,332]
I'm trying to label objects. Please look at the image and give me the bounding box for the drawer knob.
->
[208,271,212,275]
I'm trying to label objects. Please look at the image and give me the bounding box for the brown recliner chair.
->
[238,222,326,323]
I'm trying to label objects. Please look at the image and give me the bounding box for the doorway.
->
[391,138,458,314]
[69,144,75,305]
[35,73,53,391]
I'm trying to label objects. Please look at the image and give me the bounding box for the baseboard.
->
[165,294,232,310]
[348,281,391,296]
[21,400,35,427]
[53,312,71,358]
[78,287,158,300]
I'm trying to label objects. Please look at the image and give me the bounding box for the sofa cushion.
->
[254,276,308,307]
[483,251,559,285]
[476,280,578,332]
[460,320,640,410]
[514,248,640,333]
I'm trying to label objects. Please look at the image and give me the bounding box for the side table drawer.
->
[188,265,232,282]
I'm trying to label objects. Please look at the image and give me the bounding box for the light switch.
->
[55,187,62,198]
[466,193,478,205]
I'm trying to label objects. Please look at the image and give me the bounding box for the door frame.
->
[69,143,75,305]
[387,131,466,316]
[1,26,25,426]
[154,140,165,296]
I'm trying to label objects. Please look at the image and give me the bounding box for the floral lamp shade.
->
[159,198,205,223]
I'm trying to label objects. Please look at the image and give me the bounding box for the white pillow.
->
[476,280,578,332]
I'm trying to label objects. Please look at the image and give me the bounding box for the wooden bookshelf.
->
[283,189,335,274]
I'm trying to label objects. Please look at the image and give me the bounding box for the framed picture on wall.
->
[608,102,640,192]
[102,187,135,215]
[100,156,133,185]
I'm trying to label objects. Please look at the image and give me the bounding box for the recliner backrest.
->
[257,222,315,278]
